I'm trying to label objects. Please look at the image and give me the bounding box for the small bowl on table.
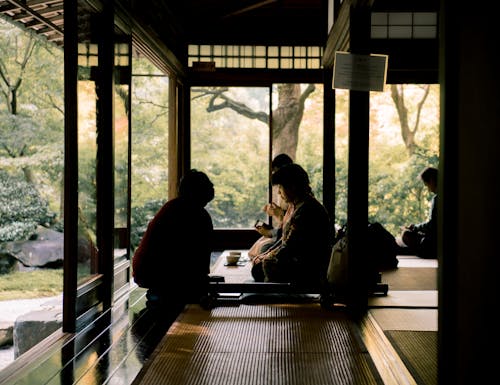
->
[226,251,241,266]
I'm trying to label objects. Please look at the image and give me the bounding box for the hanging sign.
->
[332,51,388,92]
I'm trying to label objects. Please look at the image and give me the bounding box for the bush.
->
[0,171,55,241]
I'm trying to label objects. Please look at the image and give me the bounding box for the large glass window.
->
[333,84,439,235]
[0,16,64,369]
[130,53,169,251]
[368,84,440,236]
[191,87,270,228]
[283,84,324,203]
[113,30,131,298]
[73,0,134,310]
[334,88,349,228]
[188,45,323,69]
[114,41,131,239]
[77,43,99,283]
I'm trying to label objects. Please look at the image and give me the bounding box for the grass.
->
[0,269,63,301]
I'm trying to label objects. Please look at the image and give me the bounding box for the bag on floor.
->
[326,231,349,288]
[367,222,399,270]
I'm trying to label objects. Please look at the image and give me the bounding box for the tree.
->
[130,57,169,208]
[0,25,38,183]
[0,19,64,218]
[191,84,316,159]
[390,84,431,156]
[332,85,440,233]
[368,85,439,234]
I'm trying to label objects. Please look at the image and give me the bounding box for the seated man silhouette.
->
[400,166,438,259]
[132,169,215,318]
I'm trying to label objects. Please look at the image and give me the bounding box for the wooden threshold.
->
[359,312,418,385]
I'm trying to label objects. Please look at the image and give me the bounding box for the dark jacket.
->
[414,194,437,235]
[262,195,331,286]
[415,194,438,258]
[132,196,213,302]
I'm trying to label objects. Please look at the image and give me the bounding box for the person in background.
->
[251,163,331,287]
[400,166,438,259]
[248,153,294,257]
[262,153,294,226]
[132,169,215,318]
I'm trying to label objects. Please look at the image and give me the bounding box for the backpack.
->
[367,222,399,270]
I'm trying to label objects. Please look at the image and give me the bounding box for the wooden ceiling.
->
[0,0,439,81]
[0,0,328,48]
[0,0,64,46]
[170,0,329,46]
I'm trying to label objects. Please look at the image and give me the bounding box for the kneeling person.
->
[132,169,215,317]
[251,164,331,288]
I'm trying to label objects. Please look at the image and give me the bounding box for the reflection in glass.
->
[77,70,99,283]
[76,3,99,284]
[130,54,169,252]
[335,89,349,227]
[114,37,130,259]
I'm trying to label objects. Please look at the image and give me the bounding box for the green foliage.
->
[190,87,269,228]
[0,18,64,220]
[334,85,440,236]
[0,18,441,253]
[295,84,324,201]
[131,57,169,209]
[0,171,55,241]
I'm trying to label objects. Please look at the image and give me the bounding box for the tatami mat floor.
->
[366,256,438,385]
[132,255,437,385]
[132,304,385,385]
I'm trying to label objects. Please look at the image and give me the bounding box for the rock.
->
[13,307,62,358]
[2,227,63,268]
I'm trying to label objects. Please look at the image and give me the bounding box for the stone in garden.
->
[1,227,63,268]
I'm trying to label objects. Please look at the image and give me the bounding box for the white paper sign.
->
[332,51,388,92]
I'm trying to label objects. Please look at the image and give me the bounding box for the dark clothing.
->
[132,196,214,306]
[415,194,437,235]
[404,194,437,259]
[254,195,332,287]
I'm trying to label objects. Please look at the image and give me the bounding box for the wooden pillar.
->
[323,68,336,224]
[439,1,500,383]
[95,0,115,312]
[346,4,371,316]
[168,76,181,199]
[63,0,78,333]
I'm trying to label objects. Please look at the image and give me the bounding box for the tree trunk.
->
[390,84,430,156]
[194,83,315,161]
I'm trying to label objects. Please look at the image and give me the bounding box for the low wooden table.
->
[207,249,389,303]
[210,249,253,284]
[207,250,324,303]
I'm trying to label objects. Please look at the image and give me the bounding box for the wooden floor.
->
[365,256,438,385]
[0,286,172,385]
[131,252,438,385]
[0,252,436,385]
[132,303,384,385]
